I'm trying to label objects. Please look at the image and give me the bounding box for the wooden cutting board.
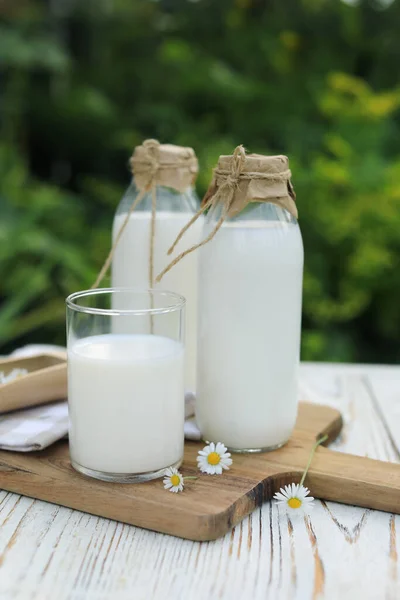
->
[0,402,399,541]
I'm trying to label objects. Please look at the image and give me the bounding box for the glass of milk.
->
[66,288,185,483]
[196,202,304,453]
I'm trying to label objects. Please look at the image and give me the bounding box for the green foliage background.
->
[1,0,400,362]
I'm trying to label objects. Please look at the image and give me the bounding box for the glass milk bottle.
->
[158,146,303,452]
[111,140,202,393]
[197,149,303,451]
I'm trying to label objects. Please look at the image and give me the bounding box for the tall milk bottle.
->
[167,147,303,452]
[111,140,202,393]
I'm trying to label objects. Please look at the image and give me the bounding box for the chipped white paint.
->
[0,364,399,600]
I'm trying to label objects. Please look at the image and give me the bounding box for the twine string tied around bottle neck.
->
[91,139,162,290]
[157,144,294,282]
[155,145,247,282]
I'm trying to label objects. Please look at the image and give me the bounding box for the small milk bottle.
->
[158,145,303,452]
[110,140,202,393]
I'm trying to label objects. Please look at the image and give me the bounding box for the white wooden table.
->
[0,362,399,600]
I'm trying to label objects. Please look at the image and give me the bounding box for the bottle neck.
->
[116,181,199,217]
[207,200,298,225]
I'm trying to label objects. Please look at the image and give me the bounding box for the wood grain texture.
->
[0,365,399,599]
[0,354,67,414]
[0,396,400,542]
[0,402,343,541]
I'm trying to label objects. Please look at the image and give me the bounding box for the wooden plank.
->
[0,403,345,542]
[366,370,400,458]
[0,365,399,599]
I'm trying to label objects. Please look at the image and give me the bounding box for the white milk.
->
[196,221,304,450]
[68,334,184,474]
[112,212,203,392]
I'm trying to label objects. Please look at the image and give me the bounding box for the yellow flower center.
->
[287,497,302,509]
[170,474,181,487]
[207,452,221,465]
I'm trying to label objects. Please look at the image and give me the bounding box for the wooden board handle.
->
[307,447,400,513]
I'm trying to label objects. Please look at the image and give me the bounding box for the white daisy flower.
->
[197,442,232,475]
[163,468,184,493]
[274,483,314,514]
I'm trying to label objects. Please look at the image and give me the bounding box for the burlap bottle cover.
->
[92,139,199,289]
[156,144,297,281]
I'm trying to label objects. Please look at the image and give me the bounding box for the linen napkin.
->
[0,401,69,452]
[0,345,201,452]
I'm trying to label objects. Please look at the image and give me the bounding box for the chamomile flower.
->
[274,483,314,514]
[197,442,232,475]
[163,468,184,493]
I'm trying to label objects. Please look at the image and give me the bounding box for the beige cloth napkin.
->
[0,345,201,452]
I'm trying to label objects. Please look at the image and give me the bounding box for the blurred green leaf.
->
[1,0,400,363]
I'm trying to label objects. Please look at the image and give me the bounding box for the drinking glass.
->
[66,288,185,483]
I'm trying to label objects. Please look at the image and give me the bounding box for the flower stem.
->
[183,476,198,481]
[299,434,329,487]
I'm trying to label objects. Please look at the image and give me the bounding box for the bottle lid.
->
[204,148,297,219]
[130,139,199,193]
[156,146,298,283]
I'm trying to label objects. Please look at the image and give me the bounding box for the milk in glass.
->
[68,334,184,474]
